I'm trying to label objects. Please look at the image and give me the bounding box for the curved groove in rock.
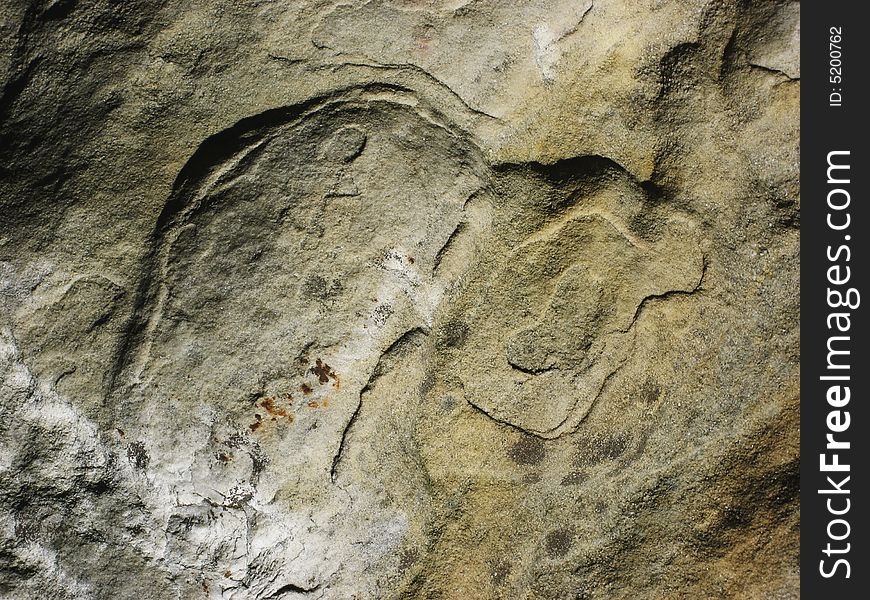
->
[330,326,429,482]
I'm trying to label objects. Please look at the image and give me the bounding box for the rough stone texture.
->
[0,1,799,599]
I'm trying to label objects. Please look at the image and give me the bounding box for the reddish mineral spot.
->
[310,358,338,386]
[250,395,297,427]
[259,396,290,418]
[300,383,313,395]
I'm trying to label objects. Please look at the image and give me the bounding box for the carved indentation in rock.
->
[455,172,704,437]
[117,87,489,501]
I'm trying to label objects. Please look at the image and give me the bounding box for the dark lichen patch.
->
[300,382,313,395]
[639,381,662,405]
[301,274,342,302]
[508,436,546,466]
[490,559,511,586]
[216,452,233,463]
[440,320,469,348]
[372,303,393,327]
[575,433,629,466]
[224,484,254,509]
[560,471,587,486]
[302,274,327,298]
[225,433,245,449]
[398,548,418,572]
[250,445,269,479]
[439,395,456,413]
[14,519,38,543]
[545,529,573,558]
[126,441,149,470]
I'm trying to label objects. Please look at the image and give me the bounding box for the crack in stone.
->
[748,62,799,81]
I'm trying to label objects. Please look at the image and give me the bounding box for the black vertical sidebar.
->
[801,3,868,597]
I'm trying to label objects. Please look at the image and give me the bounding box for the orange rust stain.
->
[321,398,330,408]
[251,395,298,428]
[259,396,290,418]
[307,401,319,408]
[223,570,232,578]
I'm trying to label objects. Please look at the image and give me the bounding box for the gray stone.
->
[0,1,799,598]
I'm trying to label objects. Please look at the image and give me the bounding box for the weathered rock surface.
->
[1,1,799,598]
